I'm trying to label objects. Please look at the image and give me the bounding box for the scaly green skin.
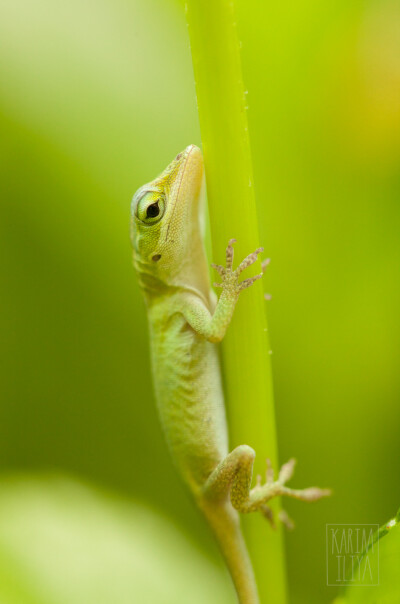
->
[130,145,330,604]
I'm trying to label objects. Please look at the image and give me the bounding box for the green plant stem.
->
[186,2,288,603]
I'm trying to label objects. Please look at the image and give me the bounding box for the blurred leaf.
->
[0,0,206,552]
[0,475,234,604]
[333,510,400,604]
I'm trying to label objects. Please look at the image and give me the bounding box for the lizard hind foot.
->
[246,457,331,515]
[260,505,295,531]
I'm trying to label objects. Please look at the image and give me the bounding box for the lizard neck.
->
[136,229,212,308]
[173,229,211,301]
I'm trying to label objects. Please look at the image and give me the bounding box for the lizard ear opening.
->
[152,254,161,262]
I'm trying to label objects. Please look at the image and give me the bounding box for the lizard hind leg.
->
[203,446,331,518]
[203,444,256,506]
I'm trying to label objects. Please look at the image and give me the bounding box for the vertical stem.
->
[186,1,288,603]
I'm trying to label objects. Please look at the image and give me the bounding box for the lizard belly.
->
[149,312,228,488]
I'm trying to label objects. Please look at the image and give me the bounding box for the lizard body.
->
[130,145,330,603]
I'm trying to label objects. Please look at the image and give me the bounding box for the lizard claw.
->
[226,239,237,270]
[260,505,295,531]
[278,458,297,484]
[266,458,274,484]
[279,509,295,531]
[260,504,276,530]
[261,258,271,273]
[262,258,271,300]
[239,273,263,291]
[237,247,264,275]
[211,263,226,277]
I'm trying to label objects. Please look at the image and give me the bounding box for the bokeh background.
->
[1,0,399,603]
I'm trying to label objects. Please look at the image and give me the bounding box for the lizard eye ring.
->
[135,191,165,224]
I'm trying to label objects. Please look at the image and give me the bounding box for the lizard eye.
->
[136,192,165,224]
[146,202,160,218]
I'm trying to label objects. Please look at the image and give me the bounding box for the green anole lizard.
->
[130,145,330,604]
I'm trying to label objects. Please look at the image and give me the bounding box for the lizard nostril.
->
[175,153,182,160]
[152,254,161,262]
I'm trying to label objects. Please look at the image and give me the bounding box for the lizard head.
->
[131,144,205,290]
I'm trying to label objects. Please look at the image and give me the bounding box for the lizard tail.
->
[200,499,259,604]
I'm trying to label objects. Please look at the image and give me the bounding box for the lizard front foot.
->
[211,239,264,295]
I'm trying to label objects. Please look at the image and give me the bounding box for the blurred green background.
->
[0,0,399,603]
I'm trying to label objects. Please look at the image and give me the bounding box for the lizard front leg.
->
[181,238,263,342]
[203,446,331,524]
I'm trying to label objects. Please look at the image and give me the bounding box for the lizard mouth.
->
[164,145,203,242]
[175,144,202,181]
